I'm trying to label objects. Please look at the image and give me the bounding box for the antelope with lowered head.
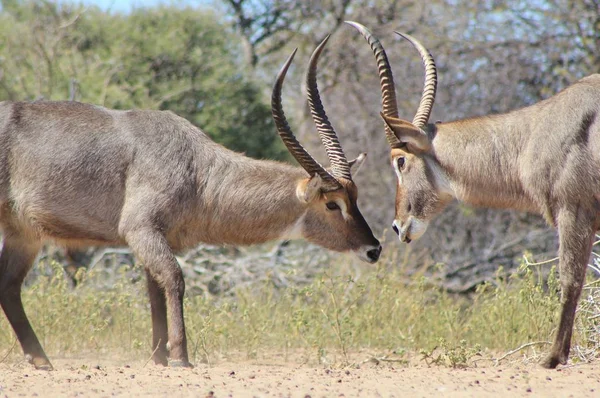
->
[0,37,381,370]
[348,21,600,368]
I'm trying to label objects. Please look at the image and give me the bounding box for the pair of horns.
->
[272,37,352,189]
[345,21,438,147]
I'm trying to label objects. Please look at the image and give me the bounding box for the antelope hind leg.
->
[541,207,595,368]
[0,234,50,370]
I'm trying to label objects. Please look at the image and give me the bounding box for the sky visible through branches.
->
[75,0,209,13]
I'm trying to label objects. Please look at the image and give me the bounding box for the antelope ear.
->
[299,174,323,203]
[348,153,367,176]
[380,113,431,152]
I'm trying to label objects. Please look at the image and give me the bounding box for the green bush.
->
[0,1,288,161]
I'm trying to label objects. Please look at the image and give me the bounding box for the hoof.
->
[540,354,565,369]
[152,350,169,367]
[26,355,54,371]
[168,359,193,368]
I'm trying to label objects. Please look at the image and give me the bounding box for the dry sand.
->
[1,355,599,397]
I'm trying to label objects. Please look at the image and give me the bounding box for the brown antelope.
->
[0,37,381,370]
[347,21,600,368]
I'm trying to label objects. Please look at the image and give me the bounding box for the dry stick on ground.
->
[360,355,408,366]
[571,345,594,364]
[0,338,17,365]
[494,341,552,365]
[471,356,497,366]
[143,339,162,368]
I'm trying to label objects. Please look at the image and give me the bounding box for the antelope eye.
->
[326,201,340,211]
[397,157,406,170]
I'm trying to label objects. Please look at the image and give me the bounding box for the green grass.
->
[1,251,598,368]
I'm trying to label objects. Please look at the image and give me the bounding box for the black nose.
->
[392,224,399,236]
[367,245,382,262]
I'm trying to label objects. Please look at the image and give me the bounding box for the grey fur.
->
[0,85,380,369]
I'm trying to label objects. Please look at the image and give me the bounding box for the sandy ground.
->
[1,355,600,398]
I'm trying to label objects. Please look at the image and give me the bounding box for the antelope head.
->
[272,38,381,263]
[347,22,452,243]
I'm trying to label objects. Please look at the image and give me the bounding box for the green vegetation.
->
[2,253,597,368]
[0,0,288,160]
[0,0,598,370]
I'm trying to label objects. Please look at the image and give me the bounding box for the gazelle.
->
[0,37,381,370]
[348,21,600,368]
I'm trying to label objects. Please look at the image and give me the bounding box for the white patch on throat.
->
[280,211,307,240]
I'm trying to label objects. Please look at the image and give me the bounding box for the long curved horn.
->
[306,35,352,181]
[272,49,340,188]
[395,32,437,128]
[345,21,402,147]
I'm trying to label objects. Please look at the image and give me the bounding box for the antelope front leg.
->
[541,206,596,369]
[146,269,169,366]
[126,230,191,368]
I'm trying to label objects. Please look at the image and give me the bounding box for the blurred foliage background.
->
[0,0,599,290]
[0,0,288,160]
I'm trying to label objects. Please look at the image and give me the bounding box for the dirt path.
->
[1,357,599,397]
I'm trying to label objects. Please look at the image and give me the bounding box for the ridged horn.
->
[395,32,437,128]
[271,49,340,188]
[345,20,402,147]
[306,35,352,181]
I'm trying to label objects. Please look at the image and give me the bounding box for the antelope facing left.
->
[0,37,381,370]
[348,21,600,368]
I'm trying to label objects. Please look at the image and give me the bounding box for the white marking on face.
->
[392,156,403,184]
[280,211,307,240]
[395,217,429,242]
[324,194,350,221]
[407,218,428,240]
[337,200,350,221]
